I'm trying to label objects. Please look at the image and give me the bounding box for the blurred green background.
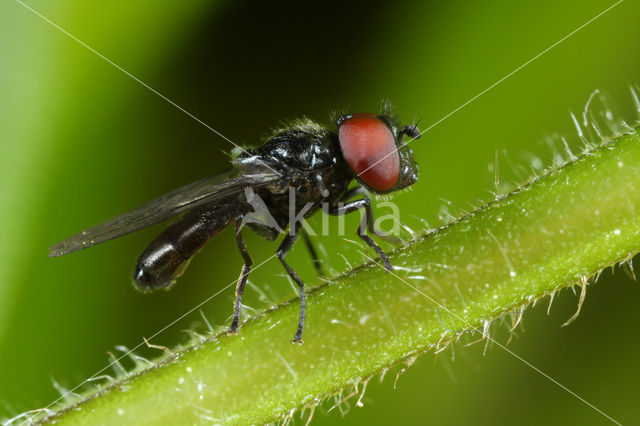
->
[1,0,639,424]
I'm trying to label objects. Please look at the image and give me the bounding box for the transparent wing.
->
[49,168,283,257]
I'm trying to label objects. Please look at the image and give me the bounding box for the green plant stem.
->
[43,129,640,425]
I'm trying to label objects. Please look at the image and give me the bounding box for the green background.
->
[1,0,639,424]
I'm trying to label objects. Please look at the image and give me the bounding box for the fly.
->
[49,103,421,343]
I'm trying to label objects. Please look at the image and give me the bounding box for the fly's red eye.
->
[338,114,400,191]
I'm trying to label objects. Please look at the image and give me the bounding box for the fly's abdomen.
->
[133,206,238,291]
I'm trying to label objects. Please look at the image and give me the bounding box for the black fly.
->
[49,104,421,343]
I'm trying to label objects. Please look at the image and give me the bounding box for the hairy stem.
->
[40,128,640,425]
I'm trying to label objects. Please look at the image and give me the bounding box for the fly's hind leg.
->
[329,197,393,271]
[228,218,253,335]
[277,225,306,344]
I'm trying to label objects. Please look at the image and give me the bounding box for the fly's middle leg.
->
[277,224,306,344]
[302,229,324,277]
[228,218,253,335]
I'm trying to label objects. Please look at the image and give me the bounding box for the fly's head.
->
[336,106,420,195]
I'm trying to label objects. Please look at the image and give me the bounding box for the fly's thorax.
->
[251,118,354,207]
[258,120,343,173]
[284,164,353,206]
[263,176,289,194]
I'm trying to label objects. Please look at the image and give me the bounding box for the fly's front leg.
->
[228,218,253,335]
[339,188,401,245]
[329,198,393,271]
[277,225,306,344]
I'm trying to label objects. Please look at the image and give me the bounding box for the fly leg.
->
[329,197,393,271]
[277,225,306,344]
[339,187,401,245]
[302,229,324,277]
[228,218,253,335]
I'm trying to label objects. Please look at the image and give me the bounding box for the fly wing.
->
[49,168,283,257]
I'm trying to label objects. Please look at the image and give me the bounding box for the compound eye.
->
[338,114,400,191]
